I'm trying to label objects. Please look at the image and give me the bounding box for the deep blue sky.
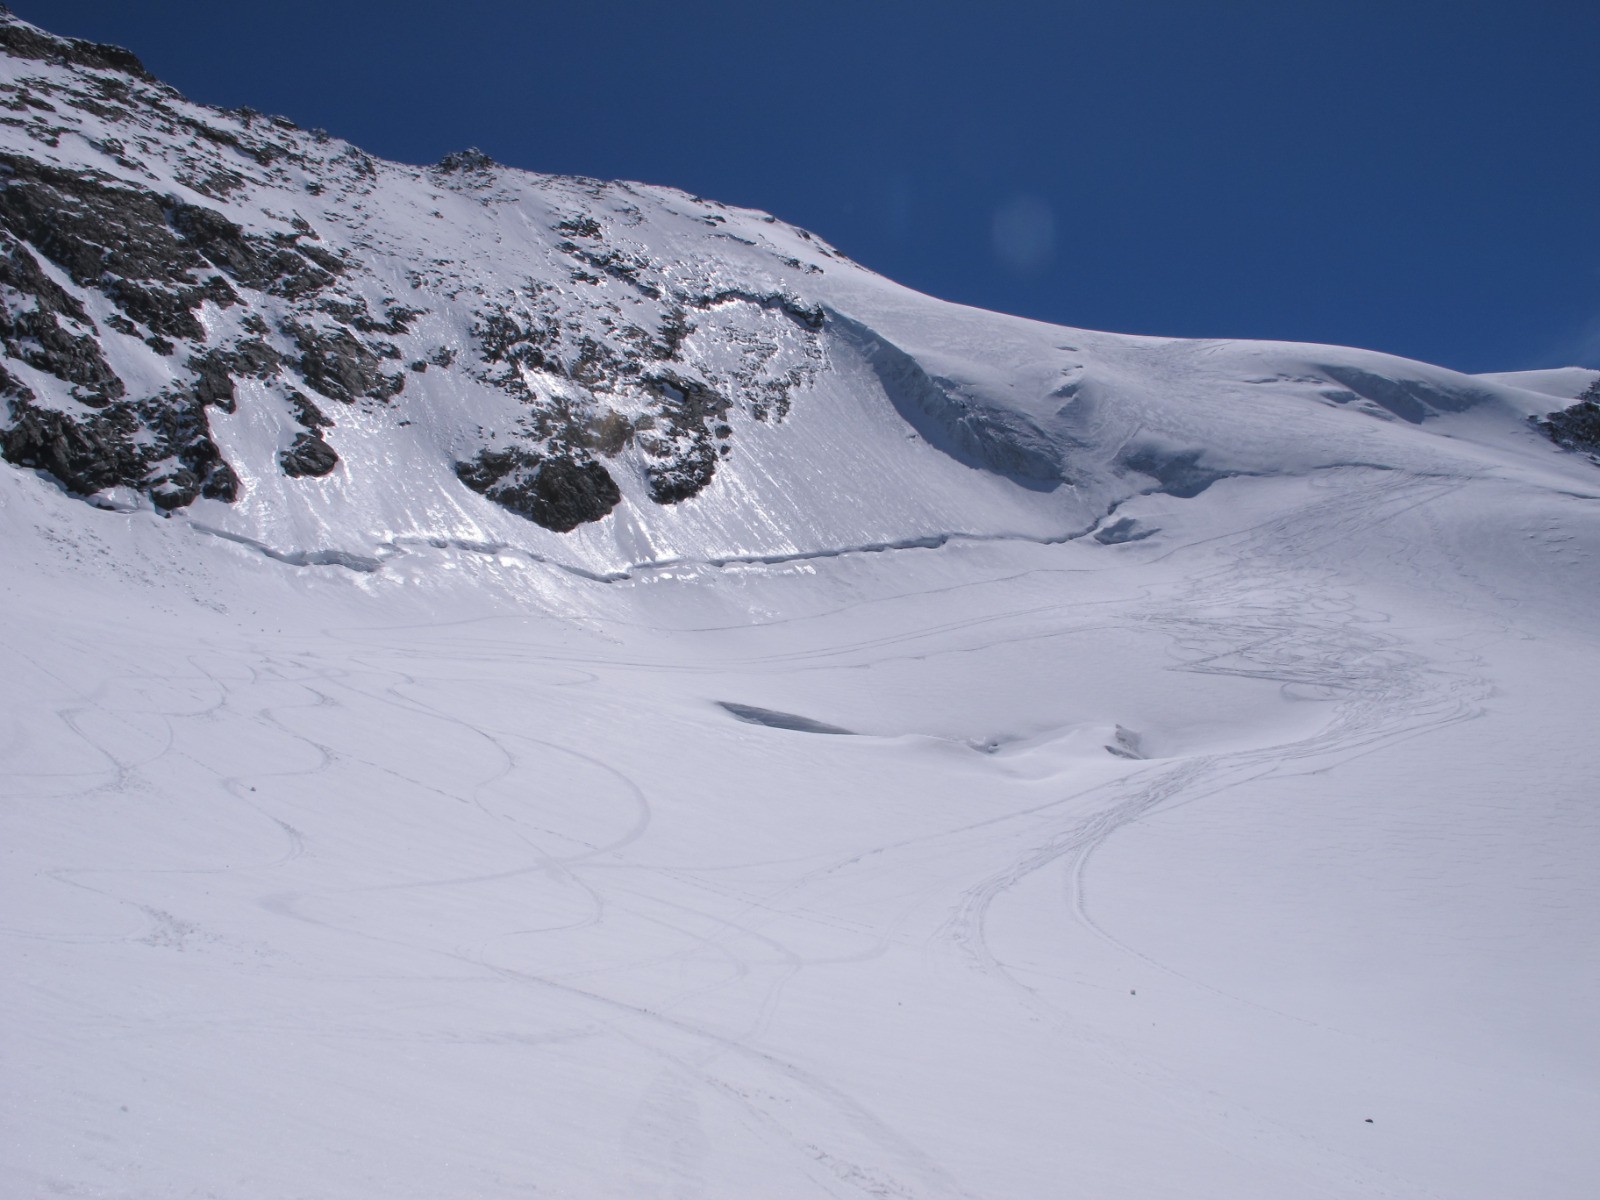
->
[19,1,1600,372]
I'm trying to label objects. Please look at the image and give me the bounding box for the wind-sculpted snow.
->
[828,310,1065,490]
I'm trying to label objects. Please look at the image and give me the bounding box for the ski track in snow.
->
[8,459,1598,1198]
[3,14,1597,1188]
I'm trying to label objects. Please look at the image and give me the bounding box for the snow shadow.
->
[828,311,1064,491]
[717,702,855,735]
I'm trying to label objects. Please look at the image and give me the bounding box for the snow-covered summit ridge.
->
[0,9,1595,576]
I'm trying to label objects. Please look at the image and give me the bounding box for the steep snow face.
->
[1,10,1595,578]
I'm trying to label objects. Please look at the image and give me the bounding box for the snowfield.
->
[3,11,1599,1199]
[6,437,1599,1199]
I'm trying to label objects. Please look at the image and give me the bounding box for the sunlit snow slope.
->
[3,11,1599,1200]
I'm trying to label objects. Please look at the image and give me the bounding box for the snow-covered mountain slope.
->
[4,11,1600,1200]
[2,9,1597,577]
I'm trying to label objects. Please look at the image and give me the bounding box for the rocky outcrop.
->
[0,366,234,506]
[0,9,832,530]
[0,12,154,81]
[465,243,822,516]
[1535,378,1600,461]
[637,373,731,504]
[0,48,382,508]
[284,321,404,405]
[1,371,138,494]
[189,339,283,410]
[455,448,621,532]
[0,153,240,342]
[0,143,369,503]
[280,431,338,478]
[0,235,122,404]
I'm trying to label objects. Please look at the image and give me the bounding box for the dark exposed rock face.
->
[274,385,340,478]
[168,204,340,298]
[280,431,339,478]
[1,372,138,494]
[638,373,730,504]
[189,339,283,411]
[285,321,404,405]
[286,389,332,430]
[0,366,234,505]
[0,236,122,404]
[435,147,496,174]
[135,389,239,507]
[0,7,396,514]
[0,15,154,80]
[455,448,621,533]
[0,9,833,530]
[466,256,822,514]
[0,56,382,510]
[0,153,237,341]
[0,143,362,503]
[1535,379,1600,460]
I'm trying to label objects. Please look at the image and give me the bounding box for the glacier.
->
[2,10,1598,1198]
